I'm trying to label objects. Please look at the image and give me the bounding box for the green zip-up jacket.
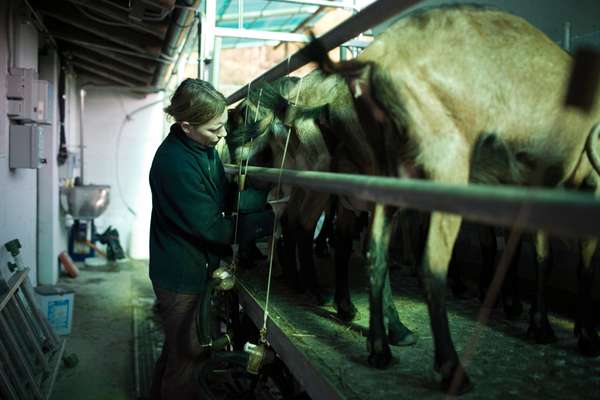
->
[149,124,273,293]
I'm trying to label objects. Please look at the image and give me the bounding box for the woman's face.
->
[180,109,228,147]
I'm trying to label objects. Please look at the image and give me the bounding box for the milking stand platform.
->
[235,244,600,400]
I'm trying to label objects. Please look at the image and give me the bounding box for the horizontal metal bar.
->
[226,0,421,104]
[215,27,310,42]
[215,27,372,47]
[218,6,319,22]
[271,0,358,9]
[224,165,600,238]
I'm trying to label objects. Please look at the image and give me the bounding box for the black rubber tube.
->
[197,351,251,400]
[197,278,234,351]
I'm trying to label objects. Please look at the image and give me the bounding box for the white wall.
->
[80,89,165,260]
[0,2,41,285]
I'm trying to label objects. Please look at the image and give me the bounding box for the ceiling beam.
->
[71,61,135,87]
[45,20,170,63]
[60,43,157,75]
[68,52,151,85]
[39,6,163,56]
[95,0,176,14]
[66,0,168,40]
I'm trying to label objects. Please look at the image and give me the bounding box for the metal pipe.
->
[152,0,200,86]
[166,13,199,88]
[79,89,86,185]
[563,21,571,53]
[215,27,372,45]
[210,36,222,88]
[219,6,318,22]
[202,0,217,82]
[226,0,421,104]
[21,0,58,49]
[197,13,206,79]
[272,0,358,10]
[223,164,600,238]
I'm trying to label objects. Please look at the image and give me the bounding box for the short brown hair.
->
[164,79,226,125]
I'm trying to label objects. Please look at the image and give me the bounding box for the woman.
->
[148,78,273,400]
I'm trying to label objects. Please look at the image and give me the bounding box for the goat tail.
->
[586,123,600,176]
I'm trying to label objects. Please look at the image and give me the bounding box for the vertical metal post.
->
[238,0,244,29]
[202,0,216,82]
[211,37,222,88]
[563,21,571,53]
[339,46,347,60]
[79,88,86,185]
[197,12,203,79]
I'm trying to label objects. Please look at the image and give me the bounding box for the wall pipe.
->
[226,0,421,104]
[152,0,201,87]
[79,89,86,184]
[223,164,600,239]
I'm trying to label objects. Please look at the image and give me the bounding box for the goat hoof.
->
[527,313,556,344]
[367,338,391,369]
[388,324,417,347]
[434,362,473,396]
[335,298,358,322]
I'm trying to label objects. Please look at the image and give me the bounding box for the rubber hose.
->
[196,278,234,351]
[197,351,251,400]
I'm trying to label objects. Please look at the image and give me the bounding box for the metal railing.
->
[225,165,600,238]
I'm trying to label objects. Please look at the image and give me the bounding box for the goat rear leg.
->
[383,268,416,346]
[527,233,556,344]
[423,212,472,395]
[298,225,329,306]
[367,204,392,368]
[501,233,523,321]
[333,206,358,321]
[575,238,600,357]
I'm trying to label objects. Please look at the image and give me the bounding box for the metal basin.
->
[60,185,111,220]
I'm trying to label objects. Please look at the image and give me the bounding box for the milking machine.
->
[196,263,291,400]
[195,166,290,399]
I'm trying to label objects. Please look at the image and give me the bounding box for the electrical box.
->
[6,68,52,124]
[9,124,46,169]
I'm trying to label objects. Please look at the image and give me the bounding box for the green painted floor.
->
[50,260,153,400]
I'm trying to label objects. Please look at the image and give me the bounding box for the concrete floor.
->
[44,234,600,400]
[50,259,153,400]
